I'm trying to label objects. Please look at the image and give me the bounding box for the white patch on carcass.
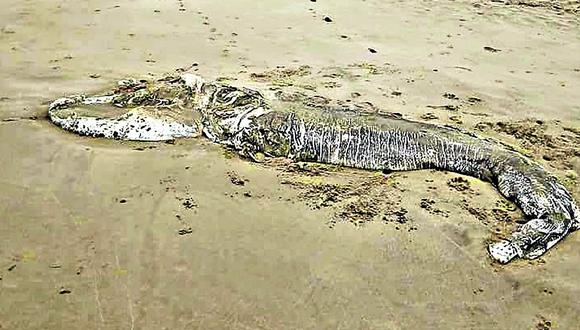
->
[181,73,205,93]
[48,93,199,141]
[50,109,198,141]
[487,240,519,264]
[83,95,116,105]
[219,106,269,134]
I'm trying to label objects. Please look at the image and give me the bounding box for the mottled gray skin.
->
[48,74,580,264]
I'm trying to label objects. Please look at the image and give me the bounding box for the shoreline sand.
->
[1,1,579,328]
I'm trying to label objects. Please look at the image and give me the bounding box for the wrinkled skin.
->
[48,74,580,264]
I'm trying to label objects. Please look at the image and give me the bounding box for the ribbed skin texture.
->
[206,84,579,264]
[274,112,578,223]
[48,74,579,264]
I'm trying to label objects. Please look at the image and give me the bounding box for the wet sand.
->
[1,0,579,329]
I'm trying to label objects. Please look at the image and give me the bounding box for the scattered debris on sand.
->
[228,171,247,186]
[477,0,580,15]
[474,119,580,172]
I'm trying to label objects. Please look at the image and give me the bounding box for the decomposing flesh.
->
[48,74,580,264]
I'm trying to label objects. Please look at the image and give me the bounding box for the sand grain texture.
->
[1,0,579,329]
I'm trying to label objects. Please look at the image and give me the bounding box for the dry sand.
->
[1,0,579,329]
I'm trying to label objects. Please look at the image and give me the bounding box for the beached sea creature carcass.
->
[48,73,579,264]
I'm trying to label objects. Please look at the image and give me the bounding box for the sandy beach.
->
[1,0,579,329]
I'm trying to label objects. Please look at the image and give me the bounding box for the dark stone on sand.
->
[58,288,72,295]
[443,92,458,100]
[178,227,193,235]
[483,46,501,53]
